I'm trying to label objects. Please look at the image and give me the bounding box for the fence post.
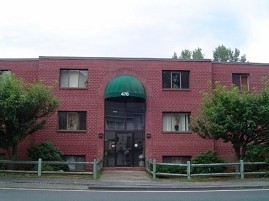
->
[187,161,191,180]
[93,159,97,180]
[153,159,156,180]
[37,158,42,177]
[240,160,244,179]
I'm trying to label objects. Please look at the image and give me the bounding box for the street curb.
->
[1,178,269,191]
[87,185,269,191]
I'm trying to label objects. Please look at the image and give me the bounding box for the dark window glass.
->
[163,156,191,164]
[162,71,171,88]
[78,112,86,130]
[232,74,240,87]
[232,73,249,91]
[105,97,145,131]
[181,71,190,89]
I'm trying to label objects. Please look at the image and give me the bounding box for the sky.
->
[0,0,269,62]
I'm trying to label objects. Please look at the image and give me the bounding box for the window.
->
[162,71,190,89]
[58,112,86,131]
[0,70,11,81]
[64,155,86,171]
[0,70,11,76]
[60,69,88,88]
[163,156,191,164]
[232,73,249,91]
[163,112,190,132]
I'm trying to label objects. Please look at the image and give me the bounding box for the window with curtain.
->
[163,112,190,132]
[162,71,190,89]
[58,111,86,131]
[60,69,88,88]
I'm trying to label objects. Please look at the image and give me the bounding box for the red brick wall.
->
[1,58,268,163]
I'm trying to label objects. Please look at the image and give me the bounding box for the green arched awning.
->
[105,75,146,99]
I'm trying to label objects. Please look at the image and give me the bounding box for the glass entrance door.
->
[104,132,144,167]
[115,133,132,166]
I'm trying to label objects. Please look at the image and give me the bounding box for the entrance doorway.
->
[104,75,146,167]
[103,96,145,167]
[104,132,144,167]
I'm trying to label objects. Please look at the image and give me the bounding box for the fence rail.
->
[146,159,269,180]
[0,157,103,180]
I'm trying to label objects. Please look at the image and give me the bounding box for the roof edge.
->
[39,56,212,62]
[213,61,269,66]
[0,58,39,61]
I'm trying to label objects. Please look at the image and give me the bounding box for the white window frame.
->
[58,111,86,131]
[60,69,88,88]
[163,112,190,132]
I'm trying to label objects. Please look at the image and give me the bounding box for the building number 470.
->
[121,92,129,96]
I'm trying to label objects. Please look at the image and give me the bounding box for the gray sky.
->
[1,0,269,62]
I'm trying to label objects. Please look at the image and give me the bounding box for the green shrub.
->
[28,142,69,171]
[244,144,269,172]
[192,150,227,174]
[32,164,55,171]
[157,164,186,175]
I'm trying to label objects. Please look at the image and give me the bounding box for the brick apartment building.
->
[0,56,268,170]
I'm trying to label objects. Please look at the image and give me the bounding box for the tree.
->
[0,74,59,160]
[180,49,192,59]
[192,47,204,60]
[172,52,178,59]
[191,82,269,160]
[172,47,204,59]
[213,45,247,62]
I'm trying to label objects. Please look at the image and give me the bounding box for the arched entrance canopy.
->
[105,75,146,99]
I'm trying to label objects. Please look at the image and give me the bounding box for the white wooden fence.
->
[146,159,269,180]
[0,157,103,180]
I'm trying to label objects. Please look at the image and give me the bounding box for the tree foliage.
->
[172,45,247,62]
[180,49,192,59]
[191,82,269,160]
[192,47,204,60]
[213,45,247,62]
[172,47,204,60]
[0,74,59,160]
[245,144,269,163]
[244,144,269,171]
[172,52,178,59]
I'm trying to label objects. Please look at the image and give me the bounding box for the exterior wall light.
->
[98,133,104,139]
[146,133,151,139]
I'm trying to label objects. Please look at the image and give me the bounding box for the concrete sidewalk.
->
[1,171,269,191]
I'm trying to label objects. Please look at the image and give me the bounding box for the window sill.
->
[163,131,192,134]
[57,130,87,133]
[59,87,88,90]
[162,88,190,91]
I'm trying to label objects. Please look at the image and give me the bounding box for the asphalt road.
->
[1,188,269,201]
